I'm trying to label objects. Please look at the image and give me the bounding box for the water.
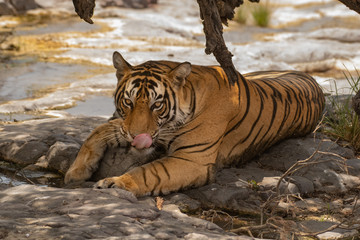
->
[0,58,101,102]
[65,95,114,118]
[0,161,63,188]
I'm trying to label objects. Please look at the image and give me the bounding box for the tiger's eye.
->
[151,101,163,110]
[123,99,133,108]
[154,102,162,108]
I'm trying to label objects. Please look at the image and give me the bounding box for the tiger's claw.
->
[94,178,118,189]
[94,175,140,196]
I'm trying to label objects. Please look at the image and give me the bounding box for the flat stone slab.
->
[0,184,251,240]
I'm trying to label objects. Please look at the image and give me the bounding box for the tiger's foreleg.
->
[64,119,126,184]
[94,155,216,196]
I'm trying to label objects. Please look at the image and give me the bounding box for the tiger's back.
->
[65,52,325,196]
[216,70,324,167]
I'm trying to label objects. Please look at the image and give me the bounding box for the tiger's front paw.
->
[94,175,140,196]
[64,167,91,184]
[94,177,121,189]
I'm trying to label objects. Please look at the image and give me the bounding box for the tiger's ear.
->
[113,51,132,81]
[169,62,191,89]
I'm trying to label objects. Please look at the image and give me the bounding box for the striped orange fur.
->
[64,51,325,196]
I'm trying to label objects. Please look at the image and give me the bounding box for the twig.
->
[276,145,319,195]
[17,170,36,185]
[230,223,268,234]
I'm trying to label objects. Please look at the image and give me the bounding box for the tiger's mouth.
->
[131,133,153,149]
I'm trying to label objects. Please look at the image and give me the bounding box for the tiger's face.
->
[111,52,191,149]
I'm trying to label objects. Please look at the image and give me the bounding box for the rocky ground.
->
[0,116,359,239]
[1,0,360,239]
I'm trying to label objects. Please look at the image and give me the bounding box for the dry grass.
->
[323,69,360,153]
[234,1,272,27]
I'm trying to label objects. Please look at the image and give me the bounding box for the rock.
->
[299,220,359,240]
[309,28,360,43]
[0,0,15,15]
[186,183,261,216]
[77,0,154,10]
[0,0,38,16]
[256,135,358,194]
[261,176,300,194]
[10,0,38,13]
[123,0,148,9]
[352,89,360,117]
[257,136,354,172]
[346,158,360,175]
[0,116,360,239]
[0,138,49,165]
[167,193,201,213]
[0,117,105,167]
[0,184,246,239]
[294,198,325,212]
[45,141,81,174]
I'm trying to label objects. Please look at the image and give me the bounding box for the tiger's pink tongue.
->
[131,133,153,149]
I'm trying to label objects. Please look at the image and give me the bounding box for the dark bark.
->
[338,0,360,14]
[196,0,258,85]
[72,0,95,24]
[197,0,237,85]
[352,90,360,117]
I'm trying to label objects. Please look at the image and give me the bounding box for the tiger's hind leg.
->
[64,119,126,184]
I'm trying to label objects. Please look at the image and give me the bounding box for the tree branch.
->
[72,0,95,24]
[196,0,242,85]
[338,0,360,14]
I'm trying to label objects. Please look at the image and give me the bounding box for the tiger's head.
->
[111,51,192,150]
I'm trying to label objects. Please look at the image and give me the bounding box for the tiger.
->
[64,51,325,196]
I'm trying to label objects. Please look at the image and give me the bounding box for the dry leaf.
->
[155,196,164,210]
